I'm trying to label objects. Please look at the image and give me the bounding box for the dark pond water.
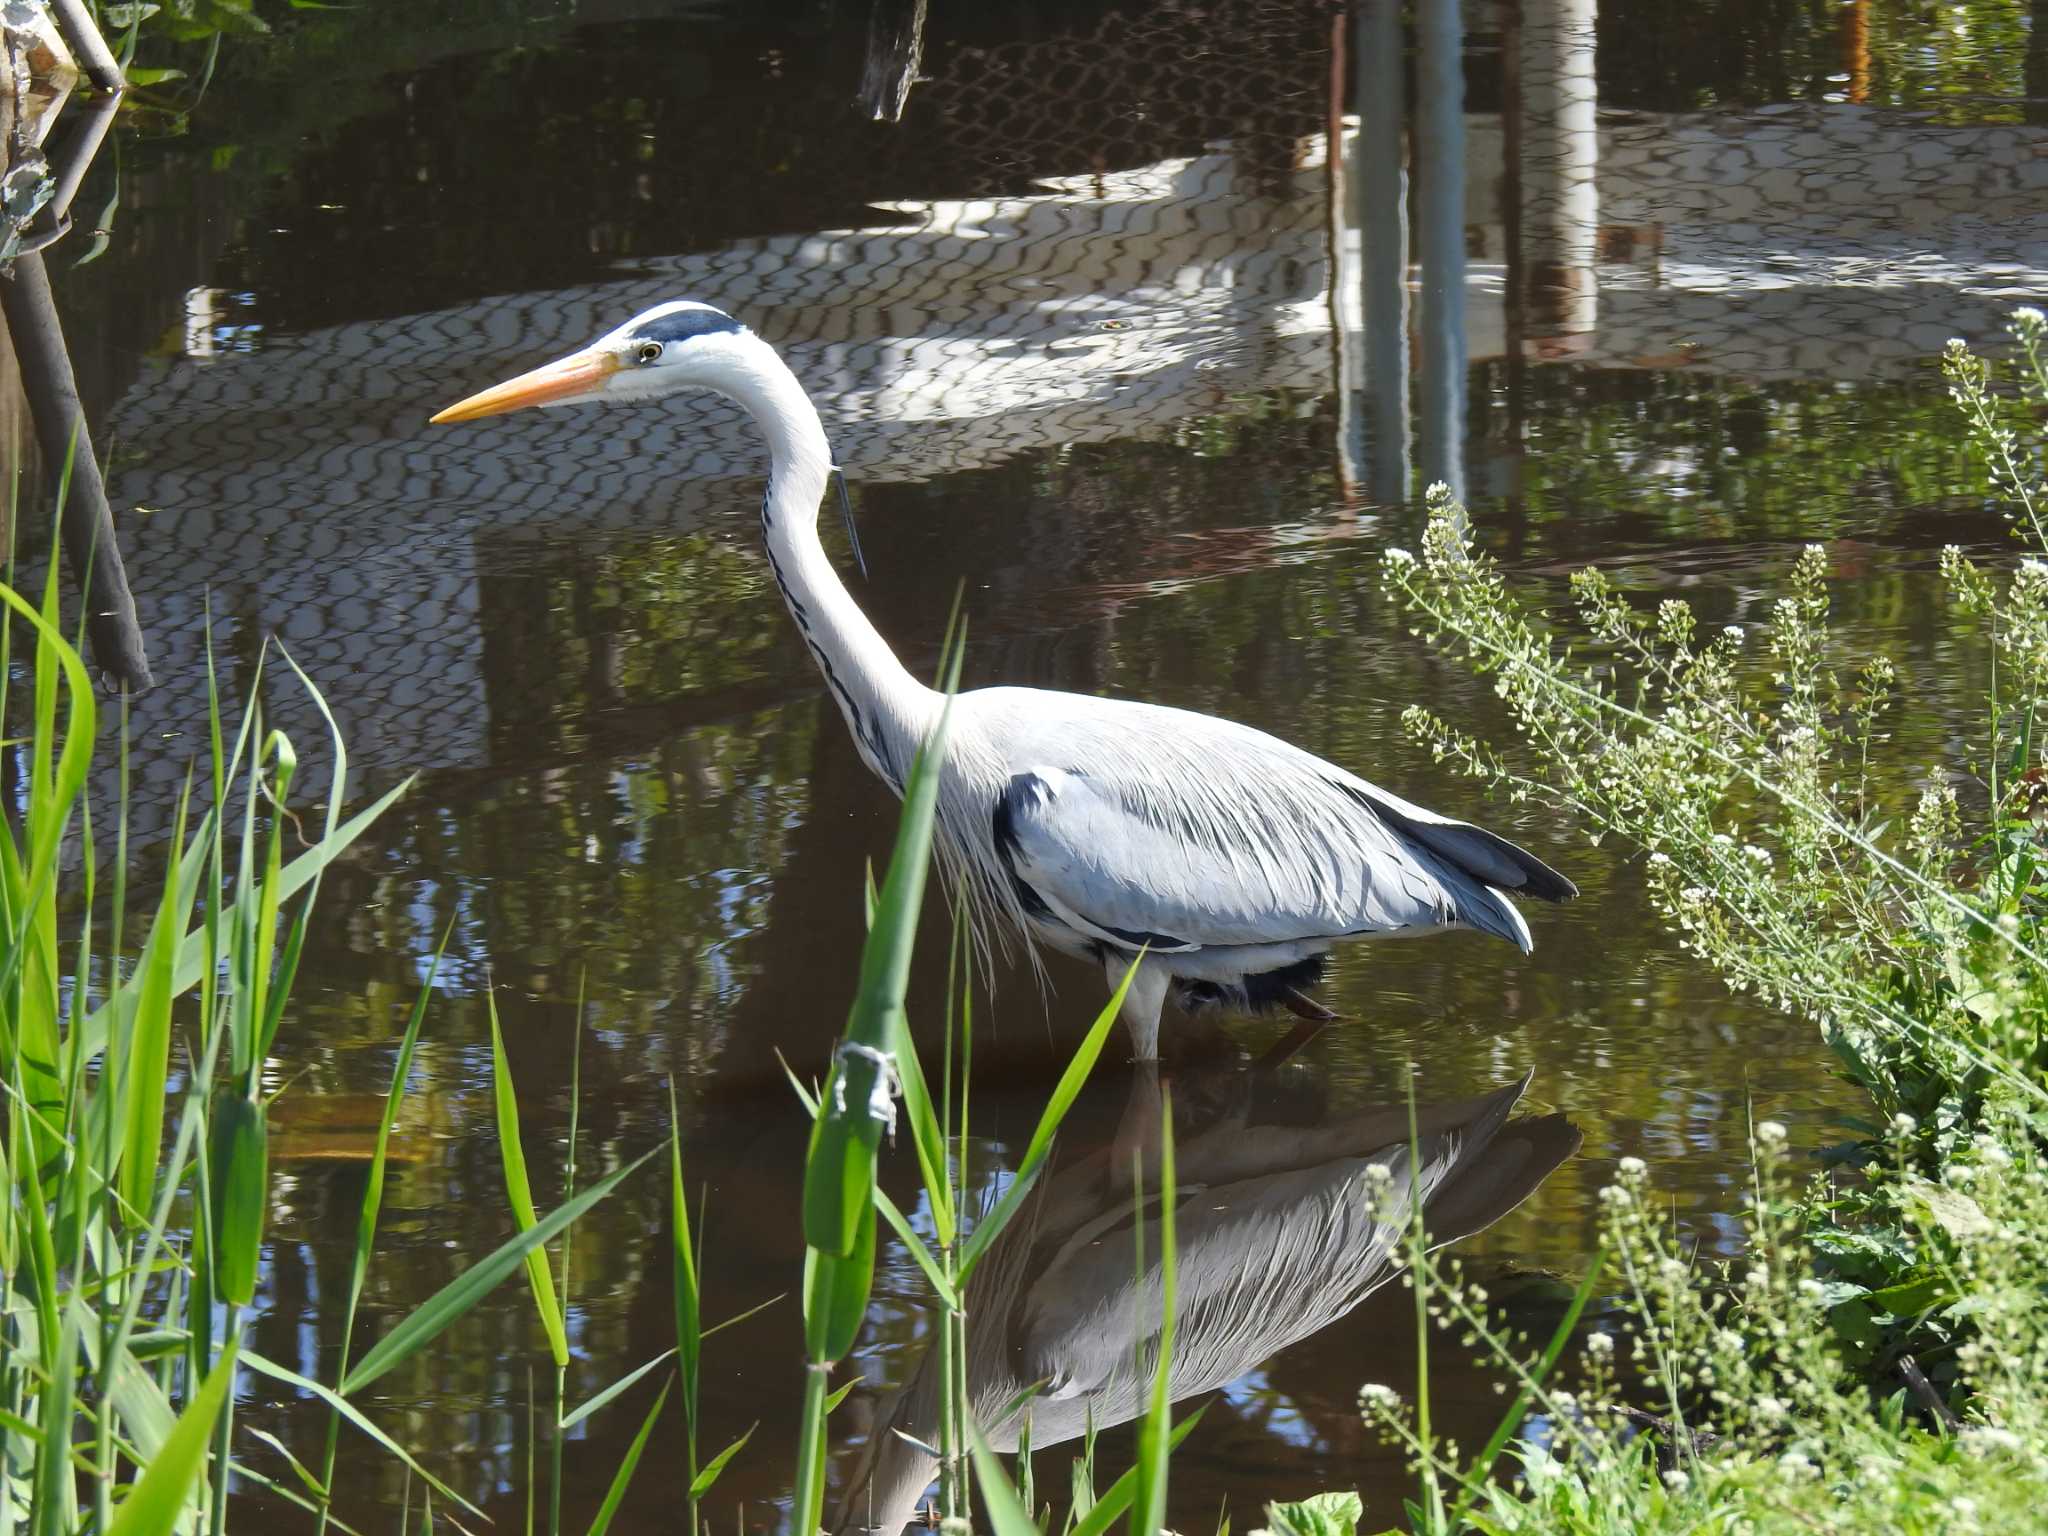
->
[13,0,2048,1529]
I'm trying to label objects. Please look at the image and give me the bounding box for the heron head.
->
[429,300,755,425]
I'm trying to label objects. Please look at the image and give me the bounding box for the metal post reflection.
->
[1346,0,1410,506]
[1415,0,1465,504]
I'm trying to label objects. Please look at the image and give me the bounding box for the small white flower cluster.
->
[1357,1382,1402,1414]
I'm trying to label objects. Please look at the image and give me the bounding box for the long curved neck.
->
[723,344,937,793]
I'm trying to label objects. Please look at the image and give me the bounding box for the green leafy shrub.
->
[1348,311,2048,1532]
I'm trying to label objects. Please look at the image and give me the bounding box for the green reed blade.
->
[584,1375,672,1536]
[561,1348,677,1431]
[340,1147,655,1397]
[75,777,414,1067]
[206,1094,266,1308]
[957,958,1133,1284]
[342,929,444,1352]
[1444,1241,1608,1531]
[1131,1096,1176,1536]
[28,1308,79,1536]
[101,1339,237,1536]
[803,1197,877,1366]
[699,1291,783,1341]
[241,1350,483,1519]
[317,933,442,1536]
[246,727,298,1064]
[667,1080,701,1434]
[885,1009,951,1246]
[874,1187,960,1310]
[687,1422,755,1500]
[488,994,569,1368]
[1065,1406,1208,1536]
[246,1426,329,1498]
[802,688,955,1259]
[967,1421,1043,1536]
[117,778,197,1220]
[0,1117,14,1276]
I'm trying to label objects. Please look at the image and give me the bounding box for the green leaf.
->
[1065,1405,1209,1536]
[803,1198,877,1366]
[874,1186,960,1310]
[1868,1273,1954,1317]
[968,1421,1043,1536]
[103,1340,238,1536]
[77,776,413,1066]
[247,1425,329,1498]
[687,1422,755,1498]
[30,1309,80,1536]
[669,1079,701,1429]
[342,1147,656,1396]
[1132,1096,1176,1536]
[961,957,1131,1281]
[118,780,196,1218]
[585,1375,672,1536]
[1257,1493,1362,1536]
[886,1006,952,1245]
[561,1348,678,1431]
[208,1094,268,1307]
[241,1350,481,1517]
[801,695,955,1257]
[489,994,569,1366]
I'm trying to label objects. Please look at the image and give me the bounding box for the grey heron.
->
[432,301,1577,1057]
[834,1065,1580,1534]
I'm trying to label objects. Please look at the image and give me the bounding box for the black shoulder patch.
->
[634,306,744,345]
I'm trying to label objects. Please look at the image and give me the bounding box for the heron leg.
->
[1108,954,1170,1061]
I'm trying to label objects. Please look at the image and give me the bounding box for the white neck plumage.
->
[717,338,939,794]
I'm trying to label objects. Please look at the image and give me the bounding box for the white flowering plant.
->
[1351,310,2048,1531]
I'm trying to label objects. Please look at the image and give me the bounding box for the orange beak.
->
[429,349,621,425]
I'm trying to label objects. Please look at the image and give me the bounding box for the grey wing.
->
[991,729,1572,954]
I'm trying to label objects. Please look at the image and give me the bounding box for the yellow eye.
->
[637,341,663,364]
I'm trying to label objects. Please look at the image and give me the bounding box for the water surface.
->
[25,0,2048,1527]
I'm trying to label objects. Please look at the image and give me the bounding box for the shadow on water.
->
[3,0,2046,1528]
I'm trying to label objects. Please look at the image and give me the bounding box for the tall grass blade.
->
[28,1309,80,1536]
[874,1188,960,1310]
[116,781,197,1219]
[1064,1407,1208,1536]
[802,693,954,1258]
[1444,1243,1607,1530]
[1131,1096,1175,1536]
[561,1348,678,1431]
[687,1423,755,1499]
[584,1376,673,1536]
[488,993,569,1367]
[342,1148,656,1396]
[958,959,1134,1282]
[967,1422,1042,1536]
[102,1340,238,1536]
[668,1080,701,1440]
[241,1351,482,1518]
[803,1200,877,1366]
[207,1093,267,1307]
[75,778,414,1065]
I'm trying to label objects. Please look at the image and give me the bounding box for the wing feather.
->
[973,690,1571,954]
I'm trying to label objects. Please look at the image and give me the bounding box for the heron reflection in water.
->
[831,1067,1580,1534]
[432,303,1576,1059]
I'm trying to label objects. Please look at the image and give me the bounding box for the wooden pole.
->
[0,251,152,691]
